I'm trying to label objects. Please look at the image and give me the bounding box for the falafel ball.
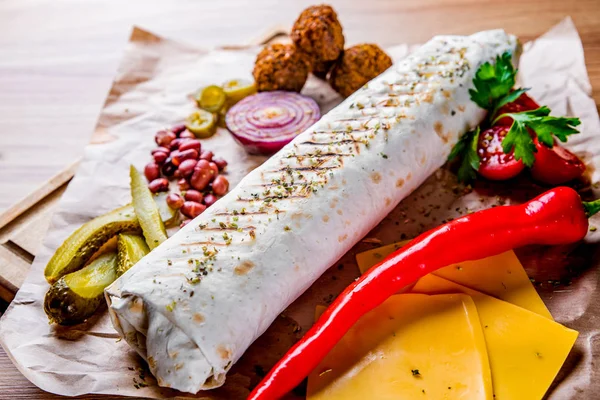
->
[291,5,344,68]
[253,43,310,93]
[311,59,335,80]
[328,44,392,97]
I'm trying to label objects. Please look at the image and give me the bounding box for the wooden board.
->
[0,162,75,301]
[0,27,289,303]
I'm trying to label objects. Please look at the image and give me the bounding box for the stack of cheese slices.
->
[306,243,577,400]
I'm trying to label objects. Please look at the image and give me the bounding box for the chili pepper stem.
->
[583,199,600,218]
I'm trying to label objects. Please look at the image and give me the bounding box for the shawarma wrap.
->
[106,29,518,393]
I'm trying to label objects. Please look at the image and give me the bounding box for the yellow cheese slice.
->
[307,294,493,400]
[412,275,578,400]
[356,242,551,319]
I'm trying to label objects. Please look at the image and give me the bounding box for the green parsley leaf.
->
[528,115,581,145]
[495,106,581,166]
[469,52,517,110]
[447,137,467,163]
[498,106,550,119]
[501,121,537,167]
[447,127,480,183]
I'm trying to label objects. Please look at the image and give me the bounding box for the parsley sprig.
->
[468,52,531,122]
[447,127,480,183]
[469,52,520,113]
[494,106,581,167]
[449,51,581,181]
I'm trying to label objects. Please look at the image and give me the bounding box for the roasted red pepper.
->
[249,187,598,400]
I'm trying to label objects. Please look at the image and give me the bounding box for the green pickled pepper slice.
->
[197,85,227,113]
[222,79,257,105]
[185,109,217,139]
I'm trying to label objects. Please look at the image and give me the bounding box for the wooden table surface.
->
[1,0,600,398]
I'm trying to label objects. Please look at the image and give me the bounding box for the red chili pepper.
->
[248,186,598,400]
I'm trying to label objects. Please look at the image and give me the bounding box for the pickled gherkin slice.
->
[44,204,140,284]
[44,251,118,325]
[130,165,168,249]
[185,110,216,139]
[117,234,149,276]
[154,192,178,227]
[196,85,226,113]
[222,79,257,105]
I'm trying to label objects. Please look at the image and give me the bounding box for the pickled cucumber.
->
[44,252,118,325]
[116,234,149,276]
[44,205,140,284]
[130,165,168,249]
[154,192,178,227]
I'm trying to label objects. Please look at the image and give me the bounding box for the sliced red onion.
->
[225,91,320,155]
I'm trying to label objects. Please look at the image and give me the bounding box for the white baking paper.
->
[1,17,599,399]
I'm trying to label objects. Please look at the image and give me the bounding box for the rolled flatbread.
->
[106,30,518,393]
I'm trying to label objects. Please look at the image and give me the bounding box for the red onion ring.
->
[225,91,320,155]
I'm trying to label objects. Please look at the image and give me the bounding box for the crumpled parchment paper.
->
[1,17,599,399]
